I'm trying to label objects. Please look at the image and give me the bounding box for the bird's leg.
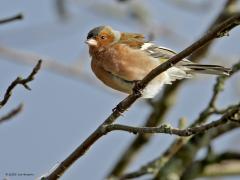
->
[133,80,143,98]
[112,81,143,115]
[112,102,125,115]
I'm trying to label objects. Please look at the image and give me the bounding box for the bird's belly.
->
[91,61,134,94]
[110,73,135,94]
[109,73,164,98]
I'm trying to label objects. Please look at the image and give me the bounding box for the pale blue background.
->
[0,0,239,179]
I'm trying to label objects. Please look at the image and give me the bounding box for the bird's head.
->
[85,26,121,49]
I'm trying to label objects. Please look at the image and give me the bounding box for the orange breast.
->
[91,58,133,94]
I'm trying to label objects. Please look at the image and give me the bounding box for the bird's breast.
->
[91,57,134,94]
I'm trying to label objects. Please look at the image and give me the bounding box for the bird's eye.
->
[101,35,106,40]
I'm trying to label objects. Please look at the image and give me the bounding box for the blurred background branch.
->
[0,13,23,25]
[0,46,95,84]
[181,151,240,179]
[0,103,23,125]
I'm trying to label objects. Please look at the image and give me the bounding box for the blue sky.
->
[0,0,239,179]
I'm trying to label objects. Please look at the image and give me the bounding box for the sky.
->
[0,0,239,180]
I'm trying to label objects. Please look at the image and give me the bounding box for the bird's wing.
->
[140,43,176,60]
[140,42,198,66]
[140,43,193,83]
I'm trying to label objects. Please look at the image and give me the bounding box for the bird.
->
[85,25,231,98]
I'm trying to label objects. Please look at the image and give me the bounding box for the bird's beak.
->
[85,39,98,46]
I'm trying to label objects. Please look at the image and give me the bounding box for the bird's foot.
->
[133,81,143,98]
[112,103,125,116]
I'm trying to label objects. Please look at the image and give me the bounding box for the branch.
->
[0,13,23,25]
[107,1,239,176]
[0,60,42,108]
[0,103,23,124]
[43,15,240,180]
[105,109,240,135]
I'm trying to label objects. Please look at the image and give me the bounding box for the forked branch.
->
[0,60,42,108]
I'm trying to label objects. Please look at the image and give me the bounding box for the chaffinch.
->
[85,26,231,98]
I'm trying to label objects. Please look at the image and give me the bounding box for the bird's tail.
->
[182,64,231,76]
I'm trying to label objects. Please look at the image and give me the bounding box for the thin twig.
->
[42,15,240,180]
[105,108,239,135]
[0,103,23,124]
[0,13,23,25]
[0,60,42,108]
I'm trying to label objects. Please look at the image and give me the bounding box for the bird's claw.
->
[112,103,125,116]
[133,81,143,98]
